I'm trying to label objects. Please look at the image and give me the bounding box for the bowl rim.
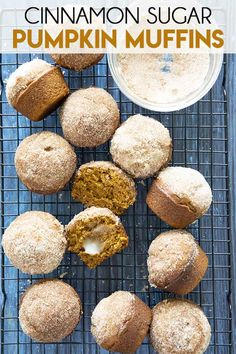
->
[107,53,224,112]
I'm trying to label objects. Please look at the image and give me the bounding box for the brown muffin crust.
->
[51,53,104,72]
[71,161,136,215]
[66,207,128,268]
[91,291,152,353]
[147,230,208,295]
[2,211,66,274]
[146,179,198,228]
[19,279,82,342]
[12,66,69,121]
[60,87,120,147]
[15,131,77,195]
[150,299,211,354]
[146,167,212,228]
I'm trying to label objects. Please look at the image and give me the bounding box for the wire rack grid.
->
[0,53,233,354]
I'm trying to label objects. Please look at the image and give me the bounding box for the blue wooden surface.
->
[227,54,236,353]
[0,53,234,354]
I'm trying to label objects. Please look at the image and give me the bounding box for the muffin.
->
[147,230,208,295]
[19,279,82,342]
[150,299,211,354]
[146,166,212,228]
[51,53,104,72]
[60,87,119,147]
[6,59,69,121]
[15,131,77,195]
[66,207,128,268]
[110,114,172,179]
[71,161,136,215]
[91,291,152,353]
[2,211,66,274]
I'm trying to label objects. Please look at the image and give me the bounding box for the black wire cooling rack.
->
[0,53,235,354]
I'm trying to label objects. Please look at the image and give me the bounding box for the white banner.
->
[0,0,235,53]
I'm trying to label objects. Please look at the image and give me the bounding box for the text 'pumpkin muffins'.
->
[6,59,69,121]
[146,166,212,228]
[147,230,208,295]
[19,279,82,342]
[66,207,128,268]
[15,131,77,195]
[51,53,104,72]
[60,87,119,147]
[150,299,211,354]
[72,161,136,215]
[91,291,152,353]
[110,114,172,179]
[2,211,66,275]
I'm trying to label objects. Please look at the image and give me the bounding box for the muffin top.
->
[150,299,211,354]
[68,206,120,226]
[110,114,171,179]
[91,291,137,344]
[51,53,104,72]
[148,230,198,288]
[66,206,128,268]
[15,131,77,195]
[19,279,81,342]
[60,87,119,147]
[157,166,212,214]
[6,59,52,104]
[2,211,66,274]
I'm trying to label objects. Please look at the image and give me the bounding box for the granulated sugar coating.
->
[150,299,211,354]
[110,114,171,179]
[91,291,152,353]
[6,59,52,105]
[117,54,210,104]
[19,280,82,342]
[147,230,208,295]
[158,166,212,215]
[2,211,66,275]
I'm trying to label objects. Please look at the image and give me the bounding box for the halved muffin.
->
[66,207,128,268]
[72,161,136,215]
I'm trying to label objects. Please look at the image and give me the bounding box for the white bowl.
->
[107,53,223,112]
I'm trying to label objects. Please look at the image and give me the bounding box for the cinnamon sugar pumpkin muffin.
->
[19,279,82,342]
[71,161,136,215]
[66,207,128,268]
[6,59,69,121]
[91,291,152,353]
[110,114,172,179]
[150,299,211,354]
[60,87,119,147]
[51,53,104,72]
[2,211,66,274]
[147,230,208,295]
[15,131,77,195]
[146,166,212,228]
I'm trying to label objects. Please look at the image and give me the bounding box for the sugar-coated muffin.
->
[15,131,77,195]
[150,299,211,354]
[51,53,104,72]
[146,166,212,228]
[66,207,128,268]
[71,161,136,215]
[110,114,172,179]
[60,87,119,147]
[2,211,66,274]
[91,291,152,353]
[147,230,208,295]
[19,279,82,342]
[6,59,69,121]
